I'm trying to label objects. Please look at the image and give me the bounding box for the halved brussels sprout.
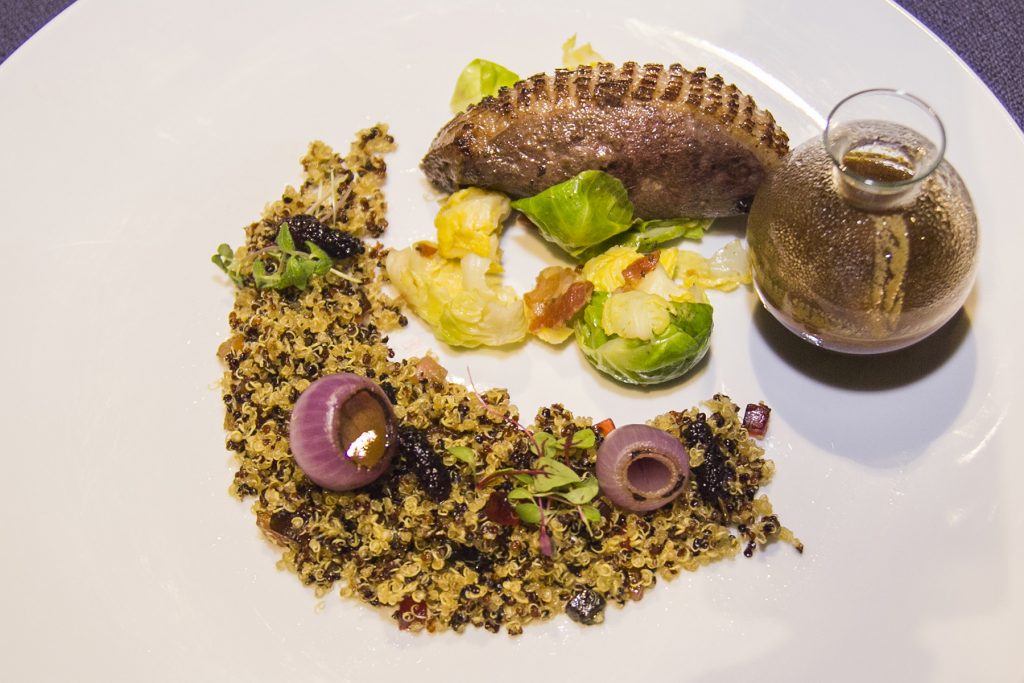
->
[574,291,713,385]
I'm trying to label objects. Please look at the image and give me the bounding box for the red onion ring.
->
[595,424,690,512]
[288,373,397,491]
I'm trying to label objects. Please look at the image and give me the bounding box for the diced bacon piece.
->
[414,242,438,257]
[415,354,448,383]
[525,266,576,317]
[524,266,594,333]
[531,281,594,332]
[743,402,771,438]
[621,250,661,289]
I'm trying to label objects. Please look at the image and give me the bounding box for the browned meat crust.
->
[422,62,789,219]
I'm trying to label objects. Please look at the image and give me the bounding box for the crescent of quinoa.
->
[216,125,801,635]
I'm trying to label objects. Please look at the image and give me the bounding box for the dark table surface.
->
[2,0,1022,131]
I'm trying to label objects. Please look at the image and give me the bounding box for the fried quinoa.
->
[217,125,801,635]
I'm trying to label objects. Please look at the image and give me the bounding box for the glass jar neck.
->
[823,90,946,213]
[832,163,924,211]
[826,121,940,212]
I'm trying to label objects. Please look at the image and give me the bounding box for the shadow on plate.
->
[752,305,971,391]
[749,304,976,466]
[706,214,748,238]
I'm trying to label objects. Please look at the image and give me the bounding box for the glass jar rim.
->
[823,88,947,189]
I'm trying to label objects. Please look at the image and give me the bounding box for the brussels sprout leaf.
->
[617,217,711,251]
[513,170,708,261]
[450,59,521,113]
[511,170,635,259]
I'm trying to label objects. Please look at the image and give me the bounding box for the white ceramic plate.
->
[2,1,1022,681]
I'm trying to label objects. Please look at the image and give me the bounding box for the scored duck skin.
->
[422,62,790,219]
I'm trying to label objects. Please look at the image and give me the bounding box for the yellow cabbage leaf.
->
[385,246,526,348]
[562,34,604,69]
[435,187,510,269]
[581,246,677,292]
[600,290,673,341]
[674,239,752,291]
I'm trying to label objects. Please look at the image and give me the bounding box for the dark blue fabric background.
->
[2,0,1021,130]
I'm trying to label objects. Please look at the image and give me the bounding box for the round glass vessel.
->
[746,89,978,353]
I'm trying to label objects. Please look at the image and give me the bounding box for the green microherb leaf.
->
[514,502,542,525]
[559,476,599,505]
[276,222,297,252]
[507,487,535,502]
[447,446,477,465]
[531,428,596,460]
[282,251,310,288]
[579,503,603,535]
[532,431,560,458]
[306,241,334,274]
[581,504,602,524]
[570,428,596,450]
[533,456,581,492]
[211,244,245,286]
[251,257,272,287]
[213,224,334,292]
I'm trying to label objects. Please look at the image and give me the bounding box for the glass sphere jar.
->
[746,89,978,354]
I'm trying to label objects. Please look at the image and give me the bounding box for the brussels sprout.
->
[574,291,713,385]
